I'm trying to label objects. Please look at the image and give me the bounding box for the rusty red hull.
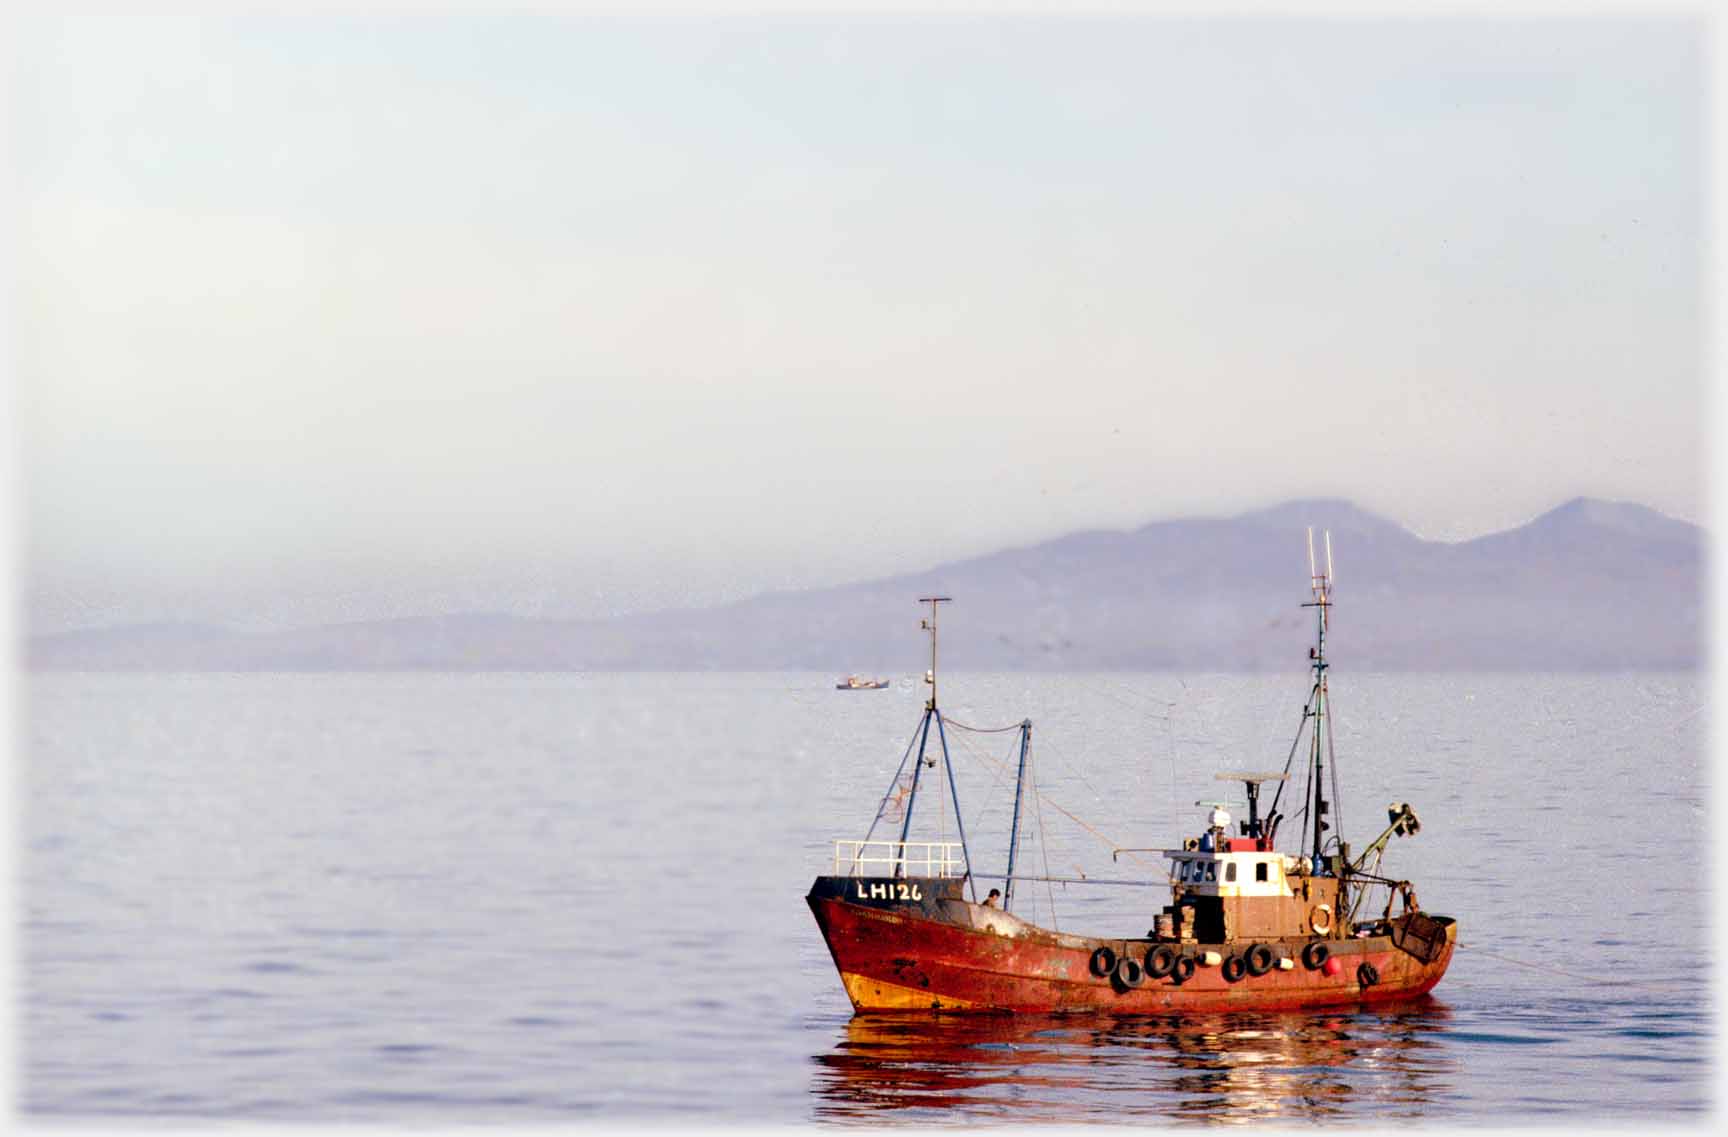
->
[808,877,1456,1014]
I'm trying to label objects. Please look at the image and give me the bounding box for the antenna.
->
[1307,526,1332,605]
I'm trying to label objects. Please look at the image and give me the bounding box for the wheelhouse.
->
[1166,850,1297,898]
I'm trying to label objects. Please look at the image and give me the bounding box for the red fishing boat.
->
[807,536,1456,1013]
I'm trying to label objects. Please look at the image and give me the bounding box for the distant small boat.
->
[836,675,891,690]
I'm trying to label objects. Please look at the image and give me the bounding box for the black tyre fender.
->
[1171,955,1196,984]
[1144,944,1179,980]
[1302,941,1331,970]
[1089,946,1116,978]
[1112,956,1143,991]
[1221,954,1247,983]
[1357,961,1380,988]
[1245,943,1275,977]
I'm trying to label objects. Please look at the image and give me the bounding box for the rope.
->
[943,716,1027,734]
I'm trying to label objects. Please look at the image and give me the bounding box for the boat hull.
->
[808,876,1455,1014]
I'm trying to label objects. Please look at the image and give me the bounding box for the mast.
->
[1302,528,1341,870]
[897,596,951,846]
[919,596,950,710]
[883,597,974,897]
[1003,719,1032,911]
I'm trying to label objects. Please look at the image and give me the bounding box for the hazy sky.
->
[12,10,1706,630]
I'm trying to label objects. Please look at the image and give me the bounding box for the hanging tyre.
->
[1221,954,1247,983]
[1302,941,1330,970]
[1112,956,1143,991]
[1357,961,1380,988]
[1171,956,1196,984]
[1245,943,1274,977]
[1089,946,1116,978]
[1144,944,1178,980]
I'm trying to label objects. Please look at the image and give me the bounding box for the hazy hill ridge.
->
[28,498,1704,672]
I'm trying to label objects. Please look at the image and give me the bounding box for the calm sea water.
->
[22,671,1710,1123]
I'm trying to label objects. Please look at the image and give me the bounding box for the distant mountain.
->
[26,498,1705,672]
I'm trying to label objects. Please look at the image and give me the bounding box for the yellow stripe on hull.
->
[840,971,982,1011]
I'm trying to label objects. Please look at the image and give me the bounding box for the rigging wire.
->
[1082,680,1180,836]
[943,725,1051,902]
[1070,677,1184,842]
[1267,682,1319,822]
[1663,702,1709,731]
[1451,941,1694,992]
[1324,683,1345,859]
[1029,741,1058,932]
[1528,693,1705,743]
[1252,680,1289,765]
[948,720,1061,925]
[1167,702,1180,841]
[947,691,1174,870]
[859,712,932,850]
[941,722,1041,903]
[948,683,1196,872]
[1296,687,1319,846]
[1035,735,1117,830]
[937,736,946,851]
[962,732,1021,827]
[945,733,1158,867]
[1087,680,1176,723]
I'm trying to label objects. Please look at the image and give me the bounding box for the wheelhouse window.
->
[1256,862,1269,882]
[1225,863,1238,882]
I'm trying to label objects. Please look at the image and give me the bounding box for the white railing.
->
[833,839,966,878]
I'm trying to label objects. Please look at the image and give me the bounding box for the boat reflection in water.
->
[812,997,1458,1123]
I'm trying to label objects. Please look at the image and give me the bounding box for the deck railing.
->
[833,839,966,878]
